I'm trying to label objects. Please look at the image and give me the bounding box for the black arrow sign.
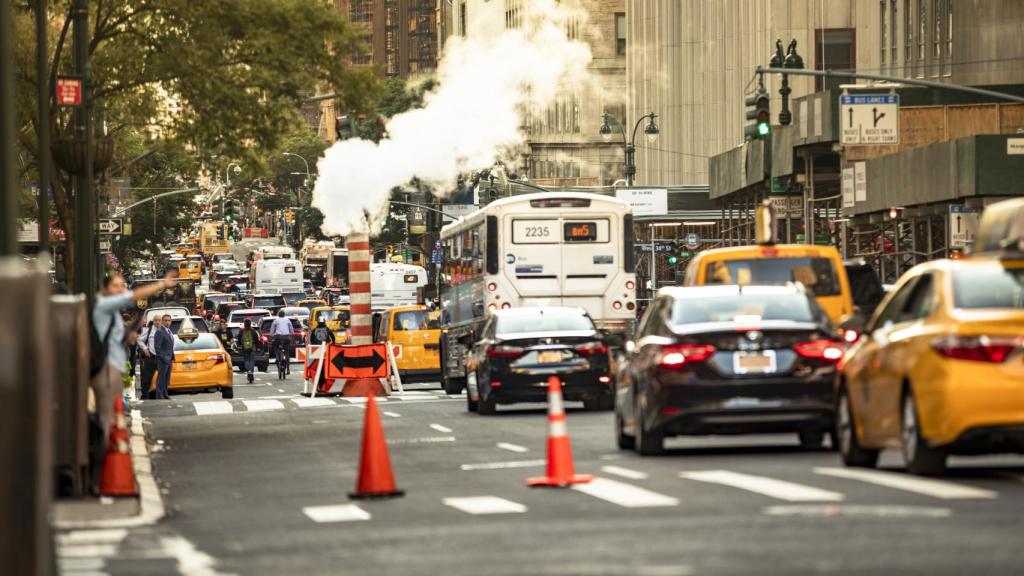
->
[872,107,886,127]
[330,347,386,376]
[848,108,854,128]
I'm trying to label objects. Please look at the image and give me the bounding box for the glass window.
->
[615,13,626,56]
[880,1,887,65]
[393,310,439,331]
[704,257,841,296]
[173,334,220,351]
[904,0,913,68]
[953,268,1024,309]
[671,293,821,325]
[314,309,351,326]
[945,0,953,75]
[903,274,935,320]
[496,310,595,335]
[815,29,855,92]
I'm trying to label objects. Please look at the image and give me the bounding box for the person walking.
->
[153,314,175,399]
[138,320,159,399]
[92,272,177,440]
[269,310,294,376]
[238,319,260,383]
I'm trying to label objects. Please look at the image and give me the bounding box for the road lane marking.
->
[814,467,998,499]
[679,470,844,502]
[763,504,952,518]
[56,557,105,571]
[341,397,388,404]
[302,504,371,523]
[57,529,127,545]
[259,395,295,400]
[291,397,336,408]
[387,436,456,445]
[443,496,527,515]
[460,459,547,471]
[241,399,284,412]
[383,411,401,418]
[497,442,529,453]
[193,401,234,416]
[571,477,679,508]
[430,423,453,433]
[56,543,118,558]
[600,465,649,480]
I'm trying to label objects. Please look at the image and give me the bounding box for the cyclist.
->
[268,310,294,376]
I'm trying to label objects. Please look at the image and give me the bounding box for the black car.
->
[464,307,614,415]
[214,301,245,323]
[615,285,845,455]
[280,291,308,306]
[224,326,269,373]
[223,274,249,293]
[841,258,887,339]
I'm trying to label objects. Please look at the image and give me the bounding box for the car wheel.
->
[798,429,826,449]
[465,371,479,412]
[901,389,947,476]
[634,395,663,456]
[478,390,497,415]
[836,386,879,468]
[258,363,268,373]
[616,412,635,450]
[221,386,234,399]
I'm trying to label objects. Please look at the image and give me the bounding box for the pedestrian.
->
[138,320,159,399]
[153,314,175,399]
[310,318,335,346]
[238,319,260,383]
[92,272,177,440]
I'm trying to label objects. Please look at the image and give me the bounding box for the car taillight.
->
[659,344,716,368]
[259,336,267,343]
[208,353,226,364]
[574,342,608,356]
[213,314,220,321]
[931,335,1023,363]
[487,345,524,359]
[841,329,859,343]
[793,339,845,362]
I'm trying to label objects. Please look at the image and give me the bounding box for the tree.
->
[13,0,380,290]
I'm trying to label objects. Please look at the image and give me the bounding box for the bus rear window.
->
[704,257,840,296]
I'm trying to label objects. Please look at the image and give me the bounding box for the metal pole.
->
[36,0,50,257]
[649,225,656,293]
[0,0,17,255]
[72,0,95,296]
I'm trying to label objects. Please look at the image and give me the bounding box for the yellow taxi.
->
[175,243,198,256]
[178,259,202,281]
[309,305,351,343]
[685,244,853,325]
[836,200,1024,475]
[149,329,234,399]
[375,305,441,383]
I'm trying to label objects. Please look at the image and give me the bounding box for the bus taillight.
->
[487,282,497,292]
[612,301,622,310]
[625,280,635,290]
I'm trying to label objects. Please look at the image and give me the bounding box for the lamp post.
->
[600,112,660,187]
[774,39,805,126]
[283,153,312,246]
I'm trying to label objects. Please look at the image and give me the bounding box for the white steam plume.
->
[312,1,592,237]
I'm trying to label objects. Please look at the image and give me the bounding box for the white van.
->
[249,258,303,293]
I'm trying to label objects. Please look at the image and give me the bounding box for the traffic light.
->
[744,89,771,141]
[224,200,233,223]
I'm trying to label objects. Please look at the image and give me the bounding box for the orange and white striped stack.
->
[525,376,594,487]
[343,231,386,396]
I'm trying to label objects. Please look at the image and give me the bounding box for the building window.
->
[815,29,855,92]
[459,1,466,36]
[945,0,953,76]
[880,1,887,66]
[917,0,926,75]
[615,13,626,56]
[890,0,898,74]
[904,0,912,72]
[932,0,943,76]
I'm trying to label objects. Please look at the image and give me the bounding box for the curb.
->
[53,408,166,529]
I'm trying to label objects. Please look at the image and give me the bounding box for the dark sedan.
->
[615,285,845,455]
[464,307,614,415]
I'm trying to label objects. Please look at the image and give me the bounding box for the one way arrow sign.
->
[98,218,123,235]
[325,343,390,379]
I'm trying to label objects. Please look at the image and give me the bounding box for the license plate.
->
[733,351,776,374]
[181,362,197,371]
[537,351,564,364]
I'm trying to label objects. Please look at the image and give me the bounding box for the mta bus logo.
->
[506,254,516,264]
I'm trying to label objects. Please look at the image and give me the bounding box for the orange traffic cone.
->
[100,396,137,497]
[526,376,594,488]
[349,395,404,499]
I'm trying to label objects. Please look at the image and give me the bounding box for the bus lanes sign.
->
[840,94,899,145]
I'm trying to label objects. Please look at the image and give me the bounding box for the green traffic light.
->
[757,122,770,136]
[668,256,678,264]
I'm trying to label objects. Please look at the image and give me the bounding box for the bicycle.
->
[274,337,289,380]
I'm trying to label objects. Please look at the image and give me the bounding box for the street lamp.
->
[282,152,312,245]
[599,111,660,187]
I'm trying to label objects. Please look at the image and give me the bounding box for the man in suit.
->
[153,314,175,400]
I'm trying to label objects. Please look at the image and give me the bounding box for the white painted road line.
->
[259,394,295,400]
[193,401,234,416]
[680,470,845,502]
[291,397,336,408]
[341,397,388,404]
[600,465,649,480]
[763,504,952,518]
[56,543,118,558]
[56,557,106,571]
[460,459,547,471]
[572,477,679,508]
[497,442,529,453]
[814,467,998,500]
[443,496,527,515]
[383,411,401,418]
[242,399,285,412]
[303,504,371,523]
[57,528,128,544]
[430,423,453,433]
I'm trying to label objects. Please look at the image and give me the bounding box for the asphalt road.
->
[56,359,1024,576]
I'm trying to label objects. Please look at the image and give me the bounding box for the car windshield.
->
[314,310,350,326]
[281,292,307,305]
[174,333,220,351]
[170,318,210,333]
[252,297,283,308]
[231,312,267,324]
[393,310,439,331]
[671,293,819,325]
[705,257,840,296]
[205,295,232,307]
[953,267,1024,309]
[496,310,594,335]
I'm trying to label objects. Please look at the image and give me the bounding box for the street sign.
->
[325,343,390,380]
[615,189,668,216]
[653,242,675,253]
[98,218,123,235]
[768,196,803,218]
[840,94,899,145]
[99,238,111,253]
[633,243,653,252]
[684,233,700,250]
[56,77,82,106]
[948,205,980,249]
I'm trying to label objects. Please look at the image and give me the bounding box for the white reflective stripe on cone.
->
[548,419,568,438]
[548,391,564,416]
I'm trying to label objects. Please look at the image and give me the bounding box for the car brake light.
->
[487,345,524,359]
[793,339,845,362]
[841,329,859,343]
[659,344,716,368]
[931,335,1023,363]
[208,353,226,364]
[574,342,608,356]
[259,336,267,343]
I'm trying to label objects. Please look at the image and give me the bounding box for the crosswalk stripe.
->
[242,400,284,412]
[57,543,118,558]
[57,529,127,544]
[443,496,527,515]
[572,477,679,508]
[291,397,336,408]
[814,467,998,499]
[56,557,105,571]
[600,465,649,480]
[680,470,844,502]
[193,401,234,416]
[341,397,389,404]
[302,504,371,523]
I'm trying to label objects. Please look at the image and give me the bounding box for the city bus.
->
[371,262,428,308]
[437,192,637,392]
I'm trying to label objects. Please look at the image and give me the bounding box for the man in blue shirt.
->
[152,314,175,399]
